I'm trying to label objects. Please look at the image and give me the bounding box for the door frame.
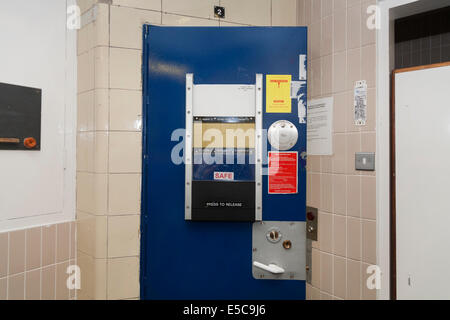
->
[390,61,450,300]
[377,0,450,300]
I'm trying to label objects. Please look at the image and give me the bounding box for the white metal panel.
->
[193,85,256,117]
[0,0,76,231]
[396,64,450,299]
[185,74,193,220]
[255,74,263,221]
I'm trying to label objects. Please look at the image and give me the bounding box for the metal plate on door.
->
[252,221,306,280]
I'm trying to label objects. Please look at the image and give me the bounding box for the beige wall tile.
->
[42,225,56,267]
[77,23,93,55]
[109,174,141,215]
[107,257,140,300]
[311,58,322,97]
[41,265,56,300]
[320,252,333,294]
[307,173,312,206]
[347,3,361,49]
[163,0,219,19]
[77,212,108,259]
[94,132,109,173]
[312,0,322,21]
[346,259,361,300]
[321,156,332,174]
[76,172,108,215]
[332,134,346,174]
[57,223,71,263]
[0,278,6,300]
[320,174,332,212]
[347,175,361,218]
[361,176,376,220]
[95,89,110,132]
[322,0,333,17]
[321,16,333,57]
[113,0,161,11]
[0,233,8,278]
[362,220,376,264]
[333,8,347,53]
[162,13,219,26]
[333,51,347,94]
[110,48,142,90]
[77,251,107,300]
[311,173,321,211]
[334,0,347,12]
[309,155,321,172]
[333,174,347,215]
[110,89,142,131]
[95,4,110,47]
[109,132,142,173]
[272,0,297,26]
[77,91,95,132]
[346,133,361,175]
[8,273,24,300]
[310,285,320,300]
[77,131,94,172]
[108,215,140,258]
[56,262,70,300]
[95,46,110,89]
[311,248,321,288]
[347,48,361,91]
[26,269,41,300]
[9,230,25,275]
[362,44,376,88]
[26,227,41,271]
[77,49,94,93]
[347,217,362,261]
[322,54,333,95]
[333,215,347,256]
[111,6,161,49]
[310,22,321,60]
[333,256,346,299]
[320,291,333,300]
[221,0,270,25]
[319,211,332,253]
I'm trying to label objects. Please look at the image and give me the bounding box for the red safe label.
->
[268,152,298,194]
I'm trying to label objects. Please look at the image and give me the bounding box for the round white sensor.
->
[268,120,298,151]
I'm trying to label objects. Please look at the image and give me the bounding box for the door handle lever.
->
[253,261,285,274]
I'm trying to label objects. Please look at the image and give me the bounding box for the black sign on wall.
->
[0,83,42,151]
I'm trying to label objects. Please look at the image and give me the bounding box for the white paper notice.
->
[354,80,367,126]
[307,97,334,156]
[299,55,307,80]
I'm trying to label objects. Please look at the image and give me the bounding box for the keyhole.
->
[269,231,279,241]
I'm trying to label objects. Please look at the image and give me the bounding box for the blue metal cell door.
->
[141,26,307,300]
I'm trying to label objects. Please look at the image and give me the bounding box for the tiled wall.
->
[298,0,377,300]
[76,0,298,300]
[395,7,450,69]
[0,222,76,300]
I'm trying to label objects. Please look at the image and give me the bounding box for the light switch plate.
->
[355,152,375,171]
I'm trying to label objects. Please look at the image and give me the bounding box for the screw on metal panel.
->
[253,248,257,252]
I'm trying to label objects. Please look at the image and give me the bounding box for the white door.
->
[395,63,450,299]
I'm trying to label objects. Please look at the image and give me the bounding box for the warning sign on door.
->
[268,152,298,194]
[266,75,292,113]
